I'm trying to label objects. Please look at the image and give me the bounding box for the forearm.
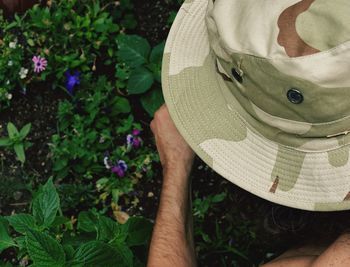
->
[147,166,197,267]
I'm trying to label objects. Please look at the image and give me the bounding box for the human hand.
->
[150,104,195,175]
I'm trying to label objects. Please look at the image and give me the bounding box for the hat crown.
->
[206,0,350,139]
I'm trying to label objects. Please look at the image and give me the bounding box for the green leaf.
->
[6,214,36,234]
[140,89,164,117]
[123,217,153,247]
[26,229,65,267]
[77,211,99,233]
[19,123,31,138]
[14,143,25,163]
[127,67,154,95]
[7,123,18,139]
[97,216,119,241]
[32,178,60,228]
[0,217,15,253]
[111,97,131,115]
[70,241,121,267]
[0,138,11,147]
[117,35,151,68]
[113,242,133,267]
[149,41,165,65]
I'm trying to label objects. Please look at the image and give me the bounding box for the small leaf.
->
[127,67,154,95]
[7,123,18,139]
[6,214,36,234]
[14,143,25,163]
[111,97,131,115]
[26,229,66,267]
[0,217,15,253]
[32,178,60,228]
[0,138,11,147]
[19,123,31,138]
[140,88,164,117]
[117,35,151,68]
[149,41,165,65]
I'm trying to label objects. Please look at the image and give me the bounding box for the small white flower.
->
[6,93,12,100]
[8,60,13,66]
[103,156,111,169]
[9,39,17,49]
[19,67,29,79]
[6,80,10,85]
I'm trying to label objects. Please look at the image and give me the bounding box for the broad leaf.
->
[111,97,131,115]
[77,211,99,233]
[71,241,121,267]
[97,216,119,241]
[127,67,154,95]
[124,217,153,247]
[13,143,25,163]
[7,123,18,139]
[6,214,36,234]
[32,178,60,228]
[117,35,151,68]
[26,229,65,267]
[19,123,31,139]
[113,242,133,267]
[0,217,15,253]
[140,89,164,117]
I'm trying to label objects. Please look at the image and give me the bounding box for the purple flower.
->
[126,129,142,148]
[65,71,80,95]
[32,56,48,73]
[132,129,140,136]
[111,160,128,177]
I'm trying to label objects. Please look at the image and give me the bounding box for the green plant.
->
[0,178,153,267]
[0,122,31,164]
[116,34,165,117]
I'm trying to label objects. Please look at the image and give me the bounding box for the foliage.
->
[0,178,153,267]
[0,122,31,164]
[49,76,159,210]
[116,35,165,117]
[0,0,136,109]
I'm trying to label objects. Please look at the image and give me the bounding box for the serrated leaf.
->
[140,89,164,117]
[70,241,120,267]
[127,67,154,95]
[117,35,151,68]
[6,214,36,234]
[32,178,60,228]
[14,143,25,163]
[7,123,18,139]
[97,216,119,241]
[26,229,65,267]
[77,211,99,233]
[19,123,31,138]
[0,217,15,253]
[123,217,153,247]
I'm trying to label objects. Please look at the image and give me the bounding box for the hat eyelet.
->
[231,67,243,83]
[287,88,304,104]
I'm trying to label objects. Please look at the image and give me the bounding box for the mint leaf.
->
[117,35,151,68]
[127,67,154,95]
[6,214,36,234]
[26,229,65,267]
[32,178,60,228]
[71,241,120,267]
[0,217,15,253]
[124,216,153,247]
[140,88,164,117]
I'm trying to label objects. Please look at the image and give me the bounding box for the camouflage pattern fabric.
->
[162,0,350,211]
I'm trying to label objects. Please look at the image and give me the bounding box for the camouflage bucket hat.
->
[162,0,350,211]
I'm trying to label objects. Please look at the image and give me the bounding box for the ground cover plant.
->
[0,0,287,266]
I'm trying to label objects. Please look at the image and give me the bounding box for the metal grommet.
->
[231,68,243,83]
[287,88,304,104]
